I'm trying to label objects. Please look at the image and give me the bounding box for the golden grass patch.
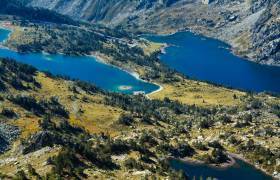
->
[35,73,125,136]
[149,80,246,107]
[69,103,124,137]
[139,41,164,55]
[10,117,40,139]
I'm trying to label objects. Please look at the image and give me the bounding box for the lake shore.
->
[178,154,236,170]
[0,24,162,95]
[149,27,280,68]
[160,43,168,54]
[0,23,14,44]
[90,52,163,96]
[173,152,275,179]
[144,31,280,93]
[228,153,276,179]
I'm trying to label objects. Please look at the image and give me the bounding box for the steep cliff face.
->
[26,0,279,65]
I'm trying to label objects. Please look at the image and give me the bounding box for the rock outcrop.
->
[251,0,280,65]
[0,124,20,153]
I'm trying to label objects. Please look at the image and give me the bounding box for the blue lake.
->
[145,32,280,93]
[0,28,159,94]
[170,158,272,180]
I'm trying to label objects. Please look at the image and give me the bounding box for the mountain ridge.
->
[26,0,280,66]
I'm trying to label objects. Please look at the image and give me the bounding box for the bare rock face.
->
[26,0,180,23]
[0,124,20,153]
[249,0,269,12]
[251,0,280,65]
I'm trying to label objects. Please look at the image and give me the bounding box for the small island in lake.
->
[118,85,133,91]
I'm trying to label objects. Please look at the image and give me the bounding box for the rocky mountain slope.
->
[251,0,280,64]
[26,0,180,24]
[26,0,280,66]
[0,0,76,25]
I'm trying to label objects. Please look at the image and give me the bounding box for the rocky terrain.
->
[250,0,280,64]
[26,0,280,66]
[0,124,20,153]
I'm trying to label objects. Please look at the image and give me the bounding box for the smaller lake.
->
[145,32,280,93]
[170,158,272,180]
[0,28,159,94]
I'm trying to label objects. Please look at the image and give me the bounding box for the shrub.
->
[10,79,26,90]
[118,114,134,125]
[14,170,28,180]
[271,104,280,118]
[209,148,230,164]
[0,80,6,91]
[9,95,45,115]
[243,113,253,122]
[198,119,214,129]
[51,148,81,176]
[140,133,158,147]
[1,108,17,118]
[41,97,69,118]
[175,143,195,158]
[75,81,100,94]
[219,114,232,124]
[124,158,143,170]
[250,99,263,109]
[208,141,224,150]
[27,164,40,177]
[228,136,241,145]
[193,141,209,151]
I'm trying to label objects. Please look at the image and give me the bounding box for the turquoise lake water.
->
[170,158,272,180]
[145,32,280,93]
[0,28,159,94]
